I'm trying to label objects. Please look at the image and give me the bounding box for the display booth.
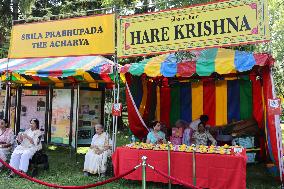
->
[0,56,115,149]
[119,48,283,182]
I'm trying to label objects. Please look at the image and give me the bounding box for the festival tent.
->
[0,55,116,147]
[120,48,283,179]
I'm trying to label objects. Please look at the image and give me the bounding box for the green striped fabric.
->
[239,80,253,120]
[129,59,149,76]
[196,48,218,76]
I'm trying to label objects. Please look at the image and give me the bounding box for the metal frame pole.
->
[111,81,116,152]
[113,59,120,151]
[4,83,9,120]
[192,144,196,186]
[142,156,147,189]
[112,5,119,152]
[75,84,80,161]
[167,141,171,189]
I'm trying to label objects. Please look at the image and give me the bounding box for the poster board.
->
[20,90,47,132]
[51,89,71,145]
[77,90,102,145]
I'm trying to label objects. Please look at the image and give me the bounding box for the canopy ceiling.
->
[120,48,274,78]
[0,56,114,85]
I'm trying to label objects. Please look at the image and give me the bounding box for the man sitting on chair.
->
[83,124,112,177]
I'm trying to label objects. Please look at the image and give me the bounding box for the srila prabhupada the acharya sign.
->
[9,14,115,58]
[117,0,270,57]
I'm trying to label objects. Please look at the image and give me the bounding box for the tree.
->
[0,0,12,58]
[257,0,284,97]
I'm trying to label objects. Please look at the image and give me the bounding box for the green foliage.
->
[154,0,214,10]
[257,0,284,97]
[19,0,37,17]
[0,0,12,52]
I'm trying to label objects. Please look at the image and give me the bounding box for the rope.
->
[147,164,202,189]
[0,157,138,189]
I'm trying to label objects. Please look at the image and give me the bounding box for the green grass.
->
[0,131,281,189]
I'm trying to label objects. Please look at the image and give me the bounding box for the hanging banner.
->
[9,14,115,58]
[112,103,122,116]
[117,0,270,57]
[268,98,282,116]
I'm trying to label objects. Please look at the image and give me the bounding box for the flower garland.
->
[125,142,243,155]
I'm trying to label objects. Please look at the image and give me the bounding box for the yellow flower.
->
[223,144,230,149]
[186,146,193,152]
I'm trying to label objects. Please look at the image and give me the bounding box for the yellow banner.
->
[118,0,270,57]
[9,14,115,58]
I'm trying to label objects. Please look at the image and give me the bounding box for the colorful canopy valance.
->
[120,48,274,78]
[0,56,114,84]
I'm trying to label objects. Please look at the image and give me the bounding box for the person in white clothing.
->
[9,119,42,177]
[83,124,112,177]
[189,115,210,131]
[0,118,14,169]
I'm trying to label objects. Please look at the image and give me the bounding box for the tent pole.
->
[114,64,120,151]
[4,83,9,120]
[69,86,74,158]
[6,83,11,124]
[47,85,53,144]
[14,86,21,135]
[112,5,120,152]
[75,84,80,162]
[111,79,116,152]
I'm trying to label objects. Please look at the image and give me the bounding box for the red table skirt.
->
[112,147,246,189]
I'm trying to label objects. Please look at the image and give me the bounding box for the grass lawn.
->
[0,131,281,189]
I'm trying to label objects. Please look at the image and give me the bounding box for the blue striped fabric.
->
[227,80,240,122]
[180,83,192,123]
[234,50,256,72]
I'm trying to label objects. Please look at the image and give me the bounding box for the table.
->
[112,147,246,189]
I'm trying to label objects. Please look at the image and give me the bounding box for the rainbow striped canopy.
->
[0,56,114,85]
[120,48,274,77]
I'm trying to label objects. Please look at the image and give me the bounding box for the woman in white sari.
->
[83,124,112,176]
[0,119,14,169]
[9,119,42,176]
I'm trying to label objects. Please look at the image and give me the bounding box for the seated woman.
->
[9,119,42,176]
[83,124,112,177]
[192,122,217,146]
[146,121,166,144]
[0,118,14,169]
